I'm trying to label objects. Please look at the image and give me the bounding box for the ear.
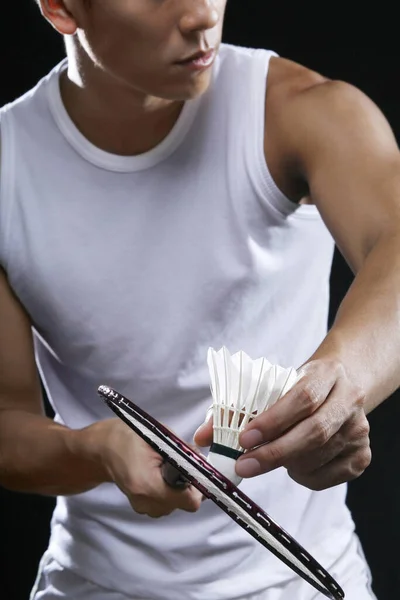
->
[38,0,78,35]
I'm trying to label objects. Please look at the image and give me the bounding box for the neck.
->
[61,47,184,156]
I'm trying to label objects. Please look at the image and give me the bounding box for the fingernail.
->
[236,458,261,478]
[240,429,263,449]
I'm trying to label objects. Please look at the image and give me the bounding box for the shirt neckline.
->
[46,59,202,173]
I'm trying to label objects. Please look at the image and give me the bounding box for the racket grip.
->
[161,461,190,489]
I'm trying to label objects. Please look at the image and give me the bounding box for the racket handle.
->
[161,461,189,489]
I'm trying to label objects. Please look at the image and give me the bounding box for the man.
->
[0,1,398,598]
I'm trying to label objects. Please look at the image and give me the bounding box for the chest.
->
[7,149,329,382]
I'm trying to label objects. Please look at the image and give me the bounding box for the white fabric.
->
[0,43,355,600]
[31,535,376,600]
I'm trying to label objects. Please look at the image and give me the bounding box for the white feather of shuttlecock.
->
[206,346,299,485]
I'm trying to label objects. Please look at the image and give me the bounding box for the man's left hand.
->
[195,358,372,491]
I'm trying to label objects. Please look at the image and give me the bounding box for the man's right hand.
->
[85,418,203,518]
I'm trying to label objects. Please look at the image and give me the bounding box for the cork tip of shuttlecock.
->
[207,449,243,487]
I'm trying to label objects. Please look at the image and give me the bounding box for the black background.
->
[0,2,399,599]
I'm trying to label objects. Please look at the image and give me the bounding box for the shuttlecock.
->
[206,347,298,486]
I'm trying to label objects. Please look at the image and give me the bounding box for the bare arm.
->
[290,80,400,411]
[0,129,103,495]
[197,70,400,490]
[239,76,400,486]
[0,268,201,514]
[0,267,108,494]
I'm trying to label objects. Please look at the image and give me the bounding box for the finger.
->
[179,486,203,513]
[154,469,203,513]
[239,364,339,449]
[161,461,189,489]
[133,477,202,514]
[236,388,349,479]
[285,412,369,475]
[193,410,213,447]
[132,501,174,518]
[160,484,203,513]
[284,431,346,475]
[288,444,372,491]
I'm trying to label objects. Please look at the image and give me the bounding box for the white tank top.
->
[0,45,354,599]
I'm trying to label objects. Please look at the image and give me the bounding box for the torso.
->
[0,46,351,599]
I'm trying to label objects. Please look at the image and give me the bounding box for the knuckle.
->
[177,490,202,513]
[352,419,370,441]
[132,501,173,518]
[132,506,146,515]
[311,357,344,379]
[263,443,284,468]
[298,384,320,415]
[184,502,201,514]
[331,359,346,378]
[352,385,367,408]
[130,501,147,515]
[353,448,372,474]
[331,431,347,455]
[311,418,331,446]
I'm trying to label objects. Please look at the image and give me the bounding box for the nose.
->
[179,0,220,34]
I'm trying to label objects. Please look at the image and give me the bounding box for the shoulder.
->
[266,55,375,114]
[267,55,391,151]
[264,57,392,199]
[267,56,327,97]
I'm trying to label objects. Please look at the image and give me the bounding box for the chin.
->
[157,69,213,101]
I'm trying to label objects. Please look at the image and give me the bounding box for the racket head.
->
[98,385,345,600]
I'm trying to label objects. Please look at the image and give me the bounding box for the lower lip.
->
[177,50,216,71]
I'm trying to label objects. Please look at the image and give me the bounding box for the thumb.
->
[193,409,214,448]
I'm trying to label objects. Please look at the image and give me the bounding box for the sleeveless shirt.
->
[0,45,354,599]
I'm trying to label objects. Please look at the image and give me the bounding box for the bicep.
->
[0,267,43,413]
[290,81,400,271]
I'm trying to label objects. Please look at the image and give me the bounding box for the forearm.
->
[0,408,110,495]
[309,232,400,413]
